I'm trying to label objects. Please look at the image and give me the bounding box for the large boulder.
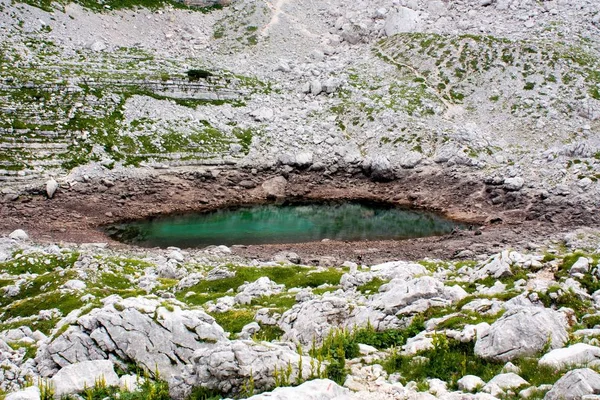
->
[37,296,227,379]
[544,368,600,400]
[278,296,354,345]
[262,176,287,199]
[372,276,468,315]
[4,386,40,400]
[539,343,600,369]
[364,156,394,181]
[172,340,320,398]
[51,360,119,397]
[475,307,569,361]
[384,6,421,36]
[245,379,352,400]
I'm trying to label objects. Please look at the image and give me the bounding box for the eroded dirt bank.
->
[1,166,597,263]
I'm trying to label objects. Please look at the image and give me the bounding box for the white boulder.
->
[457,375,485,392]
[46,178,58,199]
[5,386,41,400]
[245,379,351,399]
[539,343,600,369]
[50,360,119,397]
[8,229,29,241]
[475,307,568,361]
[544,368,600,400]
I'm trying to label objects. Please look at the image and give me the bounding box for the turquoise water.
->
[106,202,465,248]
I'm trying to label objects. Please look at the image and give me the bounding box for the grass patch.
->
[0,252,79,275]
[178,265,345,306]
[353,316,424,349]
[210,309,255,335]
[357,277,388,294]
[383,335,503,388]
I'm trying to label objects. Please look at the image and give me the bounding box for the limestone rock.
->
[458,375,485,392]
[570,257,591,275]
[475,307,568,361]
[310,80,322,95]
[384,7,421,36]
[38,297,227,379]
[504,177,525,191]
[373,276,467,315]
[50,360,119,397]
[5,386,40,400]
[8,230,29,241]
[61,280,86,291]
[279,296,353,345]
[539,343,600,369]
[234,277,284,305]
[262,176,287,199]
[45,178,58,199]
[544,368,600,400]
[294,152,313,169]
[483,372,528,392]
[250,107,274,122]
[364,156,394,181]
[173,340,320,398]
[244,379,352,399]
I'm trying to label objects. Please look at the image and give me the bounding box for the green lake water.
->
[106,202,465,248]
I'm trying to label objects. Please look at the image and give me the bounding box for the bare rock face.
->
[36,296,227,380]
[171,340,320,399]
[474,307,569,361]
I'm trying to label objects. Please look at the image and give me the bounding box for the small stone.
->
[458,375,485,392]
[504,177,524,191]
[310,80,322,95]
[46,178,58,199]
[9,229,29,241]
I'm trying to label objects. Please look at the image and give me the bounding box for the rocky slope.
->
[1,228,600,399]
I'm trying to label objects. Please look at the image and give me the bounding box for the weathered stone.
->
[457,375,485,392]
[45,178,58,199]
[245,379,351,399]
[384,7,421,36]
[5,386,40,400]
[475,307,568,361]
[539,343,600,370]
[172,340,321,398]
[38,297,227,380]
[544,368,600,400]
[50,360,119,397]
[8,230,28,241]
[504,177,525,191]
[262,176,287,199]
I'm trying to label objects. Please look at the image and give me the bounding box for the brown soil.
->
[1,166,597,263]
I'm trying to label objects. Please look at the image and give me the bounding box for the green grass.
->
[0,252,79,275]
[357,277,388,294]
[383,335,503,388]
[352,316,424,349]
[178,265,345,306]
[18,0,223,12]
[210,309,255,335]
